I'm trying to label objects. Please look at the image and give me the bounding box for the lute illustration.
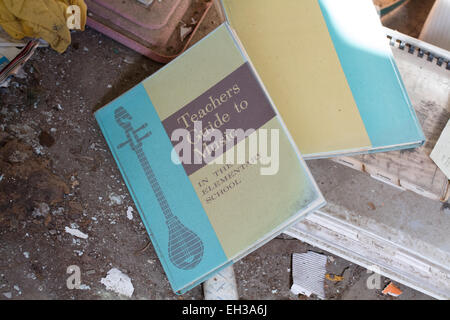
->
[115,107,204,270]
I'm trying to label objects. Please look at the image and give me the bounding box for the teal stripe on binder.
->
[318,0,425,149]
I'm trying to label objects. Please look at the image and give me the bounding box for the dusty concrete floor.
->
[0,0,437,300]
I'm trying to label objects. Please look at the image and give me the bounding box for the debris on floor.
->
[100,268,134,298]
[291,251,327,299]
[325,274,344,282]
[382,282,403,297]
[0,132,69,230]
[180,24,193,42]
[367,202,377,210]
[13,285,21,295]
[137,0,155,7]
[0,40,40,86]
[2,292,12,299]
[203,266,239,300]
[64,226,88,239]
[430,119,450,179]
[109,192,125,206]
[126,206,134,221]
[0,47,20,69]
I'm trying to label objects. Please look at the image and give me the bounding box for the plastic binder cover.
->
[335,28,450,202]
[95,23,325,294]
[219,0,425,159]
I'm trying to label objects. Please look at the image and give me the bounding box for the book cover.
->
[95,23,325,294]
[334,28,450,202]
[219,0,425,158]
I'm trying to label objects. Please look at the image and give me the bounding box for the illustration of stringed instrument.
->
[115,107,204,270]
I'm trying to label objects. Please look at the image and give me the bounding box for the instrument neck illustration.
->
[114,106,204,271]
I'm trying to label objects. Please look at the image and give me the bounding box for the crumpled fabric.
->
[0,0,87,53]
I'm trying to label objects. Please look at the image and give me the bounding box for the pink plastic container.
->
[85,0,212,63]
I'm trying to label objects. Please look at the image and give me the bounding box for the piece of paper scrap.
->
[290,251,327,299]
[430,119,450,179]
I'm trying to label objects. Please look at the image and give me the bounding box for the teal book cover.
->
[95,23,325,294]
[220,0,425,158]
